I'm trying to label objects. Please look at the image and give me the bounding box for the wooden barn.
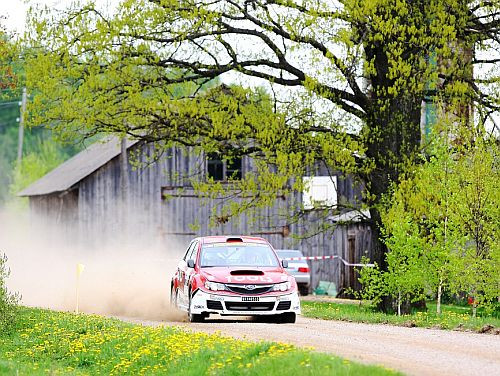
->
[19,137,372,293]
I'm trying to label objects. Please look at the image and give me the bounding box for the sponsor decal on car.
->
[209,295,224,301]
[225,275,273,283]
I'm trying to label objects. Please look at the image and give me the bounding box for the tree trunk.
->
[437,277,443,315]
[365,94,422,312]
[397,291,402,316]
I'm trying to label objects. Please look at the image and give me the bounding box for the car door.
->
[184,241,199,298]
[177,241,196,306]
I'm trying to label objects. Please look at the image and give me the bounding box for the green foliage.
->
[0,26,22,203]
[446,138,500,312]
[0,307,398,375]
[0,24,80,205]
[7,139,73,209]
[24,0,496,218]
[367,129,500,314]
[0,253,19,334]
[0,27,18,92]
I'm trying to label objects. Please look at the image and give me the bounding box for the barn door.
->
[348,236,356,290]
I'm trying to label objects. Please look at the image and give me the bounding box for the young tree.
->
[25,1,500,309]
[375,127,499,315]
[380,139,464,314]
[0,253,20,333]
[447,135,500,315]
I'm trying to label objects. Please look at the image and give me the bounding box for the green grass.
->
[302,300,500,332]
[0,307,400,375]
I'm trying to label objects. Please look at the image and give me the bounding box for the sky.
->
[1,1,116,34]
[1,0,30,34]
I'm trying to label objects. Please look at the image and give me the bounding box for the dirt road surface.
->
[121,315,500,376]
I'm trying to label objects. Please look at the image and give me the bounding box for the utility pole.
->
[17,87,27,165]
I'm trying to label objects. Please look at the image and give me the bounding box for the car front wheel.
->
[276,312,296,324]
[298,285,309,296]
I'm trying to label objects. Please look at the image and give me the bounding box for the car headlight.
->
[273,281,291,292]
[205,281,226,291]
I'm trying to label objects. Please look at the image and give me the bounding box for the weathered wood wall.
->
[30,143,372,292]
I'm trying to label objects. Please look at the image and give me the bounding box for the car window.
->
[183,241,196,261]
[187,241,198,261]
[200,243,279,267]
[276,250,303,259]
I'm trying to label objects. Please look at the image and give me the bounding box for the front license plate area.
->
[241,296,259,302]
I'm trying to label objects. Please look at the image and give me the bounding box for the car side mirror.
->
[187,259,195,268]
[281,259,288,268]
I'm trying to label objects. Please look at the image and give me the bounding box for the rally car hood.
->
[201,267,289,284]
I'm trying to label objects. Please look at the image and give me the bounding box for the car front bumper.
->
[190,289,301,316]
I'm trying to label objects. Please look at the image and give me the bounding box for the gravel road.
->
[122,315,500,376]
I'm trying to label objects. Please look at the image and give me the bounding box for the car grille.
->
[225,302,275,311]
[206,300,224,310]
[276,301,291,310]
[226,284,273,294]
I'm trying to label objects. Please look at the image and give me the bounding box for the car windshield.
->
[276,250,303,259]
[200,243,279,267]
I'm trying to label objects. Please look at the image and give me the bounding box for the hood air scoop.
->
[230,270,264,276]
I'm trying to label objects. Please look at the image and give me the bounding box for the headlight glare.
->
[273,281,291,292]
[205,281,226,291]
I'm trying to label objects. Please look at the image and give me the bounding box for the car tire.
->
[188,293,205,323]
[299,285,309,296]
[277,312,296,324]
[170,286,177,308]
[254,315,277,324]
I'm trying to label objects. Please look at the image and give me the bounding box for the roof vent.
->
[230,270,264,275]
[226,237,243,243]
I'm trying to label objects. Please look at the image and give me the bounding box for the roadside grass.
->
[0,307,400,375]
[301,300,500,332]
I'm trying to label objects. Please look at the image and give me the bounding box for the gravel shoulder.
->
[121,315,500,376]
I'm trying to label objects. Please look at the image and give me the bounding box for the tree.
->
[0,24,21,203]
[0,253,19,333]
[374,126,499,315]
[447,134,500,315]
[0,26,17,92]
[25,1,500,309]
[8,139,70,209]
[378,136,464,314]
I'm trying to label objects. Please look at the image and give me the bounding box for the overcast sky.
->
[1,1,116,34]
[1,0,30,34]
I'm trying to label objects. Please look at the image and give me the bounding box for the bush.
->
[0,252,20,333]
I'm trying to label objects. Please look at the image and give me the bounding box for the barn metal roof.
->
[18,137,139,197]
[328,209,371,224]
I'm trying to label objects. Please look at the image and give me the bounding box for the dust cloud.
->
[0,208,186,321]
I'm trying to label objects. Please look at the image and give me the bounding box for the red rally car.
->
[171,236,301,323]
